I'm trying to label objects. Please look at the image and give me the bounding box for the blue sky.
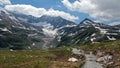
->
[10,0,89,24]
[1,0,120,25]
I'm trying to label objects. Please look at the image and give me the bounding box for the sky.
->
[0,0,120,25]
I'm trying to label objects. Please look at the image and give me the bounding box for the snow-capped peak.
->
[80,18,94,25]
[0,8,9,16]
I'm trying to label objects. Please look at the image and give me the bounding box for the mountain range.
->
[0,8,120,50]
[56,18,120,46]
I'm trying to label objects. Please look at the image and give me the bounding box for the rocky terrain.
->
[79,40,120,68]
[0,8,53,50]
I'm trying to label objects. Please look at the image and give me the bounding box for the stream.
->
[72,48,103,68]
[83,54,103,68]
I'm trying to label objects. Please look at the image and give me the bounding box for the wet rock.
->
[96,52,113,64]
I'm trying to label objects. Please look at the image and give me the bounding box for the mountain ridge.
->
[0,8,54,50]
[56,18,120,46]
[10,13,76,29]
[0,8,120,49]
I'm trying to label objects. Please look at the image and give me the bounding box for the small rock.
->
[68,57,78,62]
[96,57,104,62]
[10,49,14,51]
[107,62,114,65]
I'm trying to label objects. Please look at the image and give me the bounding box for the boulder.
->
[68,57,78,62]
[96,57,104,62]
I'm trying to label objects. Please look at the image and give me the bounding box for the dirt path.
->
[72,48,103,68]
[83,54,103,68]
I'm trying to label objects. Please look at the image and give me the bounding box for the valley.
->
[0,3,120,68]
[0,40,120,68]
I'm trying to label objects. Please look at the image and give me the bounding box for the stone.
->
[68,57,78,62]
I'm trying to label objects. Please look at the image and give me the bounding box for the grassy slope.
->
[1,40,119,68]
[0,47,84,68]
[0,50,53,68]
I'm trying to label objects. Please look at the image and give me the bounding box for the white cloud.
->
[5,4,78,22]
[5,4,46,17]
[46,8,78,22]
[109,22,120,26]
[0,0,11,5]
[62,0,120,22]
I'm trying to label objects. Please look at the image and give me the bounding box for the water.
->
[72,48,103,68]
[83,54,103,68]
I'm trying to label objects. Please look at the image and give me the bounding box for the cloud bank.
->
[62,0,120,22]
[109,22,120,26]
[0,0,11,5]
[5,4,78,22]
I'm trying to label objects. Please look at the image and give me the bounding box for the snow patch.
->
[60,31,65,35]
[68,33,76,36]
[75,40,80,44]
[91,33,96,37]
[9,15,18,21]
[95,27,107,34]
[85,37,89,40]
[91,38,96,42]
[0,28,12,33]
[107,36,116,40]
[42,23,58,37]
[17,26,26,29]
[107,33,118,35]
[0,18,2,21]
[64,24,77,27]
[28,33,37,37]
[28,46,31,49]
[18,17,28,22]
[29,27,37,31]
[83,20,93,25]
[57,36,61,42]
[32,43,35,46]
[58,24,76,30]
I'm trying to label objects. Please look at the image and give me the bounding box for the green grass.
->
[0,50,55,68]
[2,40,118,68]
[0,47,73,68]
[79,40,120,51]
